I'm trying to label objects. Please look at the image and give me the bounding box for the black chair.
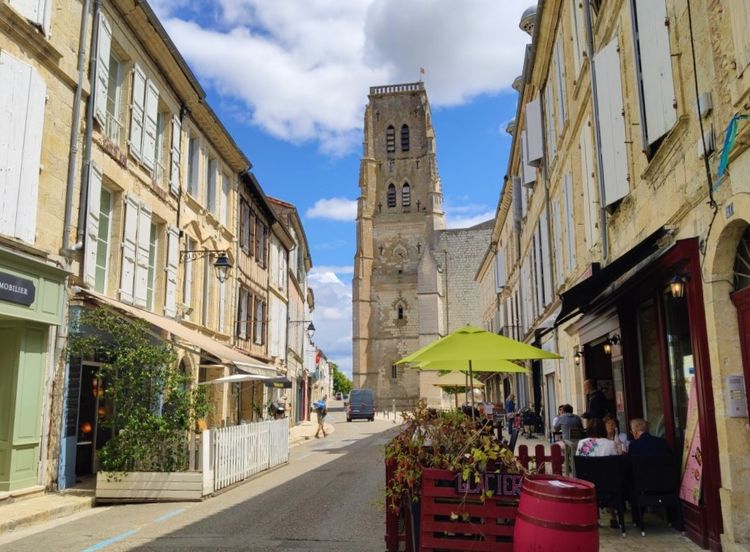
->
[508,428,520,454]
[574,455,629,536]
[629,454,683,536]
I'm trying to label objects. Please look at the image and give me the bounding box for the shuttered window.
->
[238,287,248,340]
[169,116,181,196]
[202,254,211,327]
[129,64,146,160]
[0,51,45,244]
[254,297,266,345]
[240,199,250,254]
[401,124,410,151]
[525,98,544,166]
[544,82,556,163]
[94,187,112,294]
[555,35,567,133]
[183,237,194,310]
[220,173,230,226]
[94,12,112,127]
[570,0,584,76]
[730,0,750,76]
[402,183,411,207]
[119,196,139,304]
[218,279,226,334]
[9,0,52,36]
[540,210,553,304]
[563,173,576,274]
[386,125,395,153]
[145,223,158,310]
[632,0,677,147]
[206,158,217,213]
[552,198,564,288]
[594,38,629,208]
[579,119,599,249]
[521,130,536,187]
[164,226,179,317]
[533,228,543,317]
[133,204,152,308]
[187,134,200,197]
[256,219,267,268]
[494,250,506,291]
[141,80,159,171]
[83,163,102,288]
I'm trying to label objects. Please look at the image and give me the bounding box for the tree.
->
[68,307,208,472]
[331,362,352,394]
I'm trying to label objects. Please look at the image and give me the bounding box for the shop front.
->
[559,236,723,550]
[0,249,65,493]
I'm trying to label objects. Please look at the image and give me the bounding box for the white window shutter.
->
[521,130,536,186]
[533,229,542,316]
[634,0,676,145]
[220,173,229,226]
[579,120,599,249]
[129,64,146,160]
[164,226,179,316]
[218,279,226,333]
[141,79,159,170]
[564,173,576,274]
[238,288,247,339]
[570,0,583,75]
[0,52,45,244]
[94,12,112,127]
[540,210,553,305]
[133,204,151,308]
[494,250,506,291]
[83,163,102,286]
[555,36,567,131]
[183,240,193,308]
[525,99,544,166]
[594,38,629,208]
[169,115,181,196]
[9,0,49,33]
[552,199,563,287]
[729,0,750,76]
[119,196,139,303]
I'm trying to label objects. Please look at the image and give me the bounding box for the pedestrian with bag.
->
[314,395,328,438]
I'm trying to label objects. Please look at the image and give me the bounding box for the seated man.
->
[628,418,671,455]
[554,404,584,441]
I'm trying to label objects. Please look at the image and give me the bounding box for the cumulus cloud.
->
[308,267,353,377]
[443,197,495,229]
[305,197,358,221]
[159,0,529,153]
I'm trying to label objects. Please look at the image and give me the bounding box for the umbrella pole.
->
[469,360,475,421]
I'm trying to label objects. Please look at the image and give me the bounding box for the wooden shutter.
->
[579,119,599,249]
[0,51,45,244]
[141,79,159,170]
[633,0,676,146]
[129,64,146,160]
[544,82,556,162]
[206,159,216,212]
[169,115,181,196]
[218,279,226,333]
[555,35,567,131]
[238,288,248,339]
[594,38,629,208]
[525,98,544,167]
[133,204,151,308]
[9,0,51,34]
[119,196,138,303]
[220,173,229,226]
[540,210,553,305]
[533,228,543,316]
[164,226,179,316]
[83,163,102,286]
[564,173,576,273]
[183,239,193,308]
[729,0,750,76]
[494,250,506,291]
[552,199,563,287]
[570,0,584,75]
[521,130,536,187]
[93,12,112,126]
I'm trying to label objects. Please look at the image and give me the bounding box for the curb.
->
[0,495,94,536]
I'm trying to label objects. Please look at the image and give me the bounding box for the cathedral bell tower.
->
[352,82,445,407]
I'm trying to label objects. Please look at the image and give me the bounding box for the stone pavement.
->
[600,519,701,551]
[0,492,93,536]
[288,419,335,446]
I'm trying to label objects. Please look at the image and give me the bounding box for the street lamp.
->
[289,320,315,340]
[180,249,232,283]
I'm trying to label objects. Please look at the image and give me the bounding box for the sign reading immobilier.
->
[0,272,36,306]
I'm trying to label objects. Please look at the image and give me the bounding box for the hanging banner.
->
[680,377,702,505]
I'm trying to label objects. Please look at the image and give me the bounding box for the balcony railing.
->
[105,112,123,145]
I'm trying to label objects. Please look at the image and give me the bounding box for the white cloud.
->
[305,197,358,221]
[308,268,353,379]
[443,197,495,229]
[312,265,355,275]
[159,0,529,153]
[445,211,495,229]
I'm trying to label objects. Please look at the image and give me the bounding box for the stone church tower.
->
[352,83,447,407]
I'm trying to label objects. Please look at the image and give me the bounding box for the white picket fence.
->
[209,418,290,492]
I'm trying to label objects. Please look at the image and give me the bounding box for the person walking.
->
[504,393,516,439]
[314,396,328,438]
[582,379,607,421]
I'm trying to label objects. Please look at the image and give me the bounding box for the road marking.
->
[81,529,139,551]
[154,508,186,523]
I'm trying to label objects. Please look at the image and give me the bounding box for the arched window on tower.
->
[397,305,404,320]
[387,184,397,208]
[401,124,410,151]
[386,125,395,153]
[402,183,411,207]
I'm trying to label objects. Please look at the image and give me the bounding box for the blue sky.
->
[154,0,530,376]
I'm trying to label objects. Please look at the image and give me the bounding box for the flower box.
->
[95,471,205,503]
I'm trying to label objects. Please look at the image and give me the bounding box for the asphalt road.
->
[0,401,399,552]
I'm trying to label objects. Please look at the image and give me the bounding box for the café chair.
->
[574,455,629,536]
[508,428,520,454]
[629,454,683,537]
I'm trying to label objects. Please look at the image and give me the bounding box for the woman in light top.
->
[575,418,618,457]
[604,414,629,455]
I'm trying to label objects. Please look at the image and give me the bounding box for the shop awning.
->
[199,373,271,385]
[264,377,292,389]
[78,289,276,377]
[555,227,670,326]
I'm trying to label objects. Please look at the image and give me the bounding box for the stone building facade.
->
[353,83,491,408]
[478,2,750,549]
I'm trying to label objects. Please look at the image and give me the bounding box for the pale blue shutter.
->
[129,64,146,160]
[594,38,629,208]
[119,196,138,303]
[83,163,102,286]
[0,51,45,244]
[633,0,676,145]
[94,12,112,127]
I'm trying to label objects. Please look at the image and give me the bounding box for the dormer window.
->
[402,183,411,207]
[387,183,396,208]
[386,125,395,153]
[401,124,410,151]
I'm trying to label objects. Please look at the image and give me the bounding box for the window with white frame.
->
[105,51,124,145]
[94,187,113,294]
[146,222,159,310]
[187,134,200,197]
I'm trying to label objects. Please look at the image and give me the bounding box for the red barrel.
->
[513,474,599,551]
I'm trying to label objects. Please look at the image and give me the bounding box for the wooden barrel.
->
[513,474,598,551]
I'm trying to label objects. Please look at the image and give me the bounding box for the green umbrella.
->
[434,371,485,410]
[414,358,530,373]
[397,326,560,416]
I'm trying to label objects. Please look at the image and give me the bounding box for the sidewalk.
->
[288,419,335,447]
[0,491,93,536]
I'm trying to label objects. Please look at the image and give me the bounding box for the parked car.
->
[347,388,375,422]
[335,392,343,400]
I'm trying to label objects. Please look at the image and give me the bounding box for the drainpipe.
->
[62,0,93,256]
[583,0,609,263]
[75,0,103,252]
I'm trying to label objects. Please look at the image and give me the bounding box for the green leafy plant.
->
[68,307,209,473]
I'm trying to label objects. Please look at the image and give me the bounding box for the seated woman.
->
[575,418,618,457]
[604,415,629,454]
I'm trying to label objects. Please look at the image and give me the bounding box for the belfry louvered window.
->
[387,184,397,207]
[402,183,411,207]
[386,125,396,153]
[401,124,410,151]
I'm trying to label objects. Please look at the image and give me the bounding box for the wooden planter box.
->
[96,471,204,503]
